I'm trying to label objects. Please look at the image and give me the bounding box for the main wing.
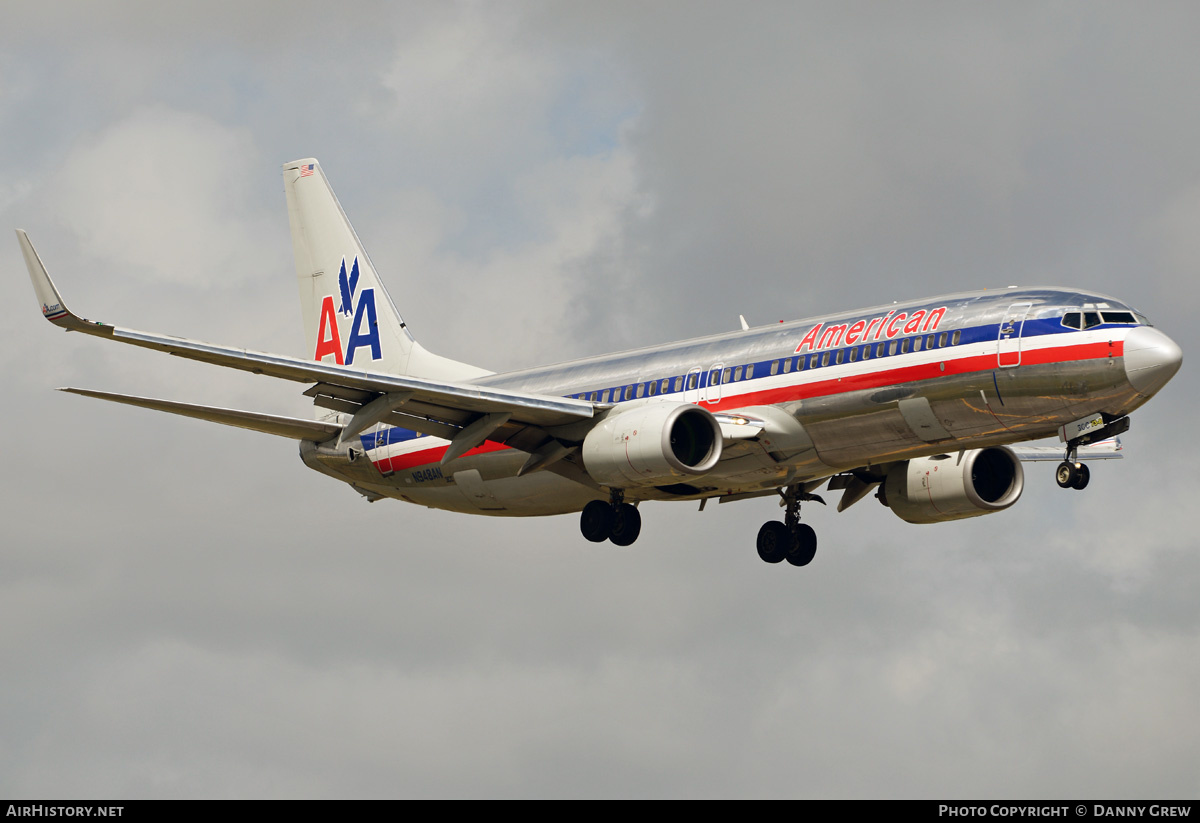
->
[19,230,594,446]
[1008,438,1124,461]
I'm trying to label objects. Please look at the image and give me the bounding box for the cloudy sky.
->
[2,1,1198,799]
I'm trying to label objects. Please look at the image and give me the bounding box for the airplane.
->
[19,158,1183,567]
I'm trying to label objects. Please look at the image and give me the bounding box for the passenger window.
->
[647,381,657,397]
[938,332,947,348]
[782,358,792,374]
[862,344,871,360]
[746,363,755,379]
[686,374,698,391]
[889,340,899,356]
[798,356,806,371]
[662,378,671,393]
[913,337,923,352]
[733,366,742,381]
[835,350,844,365]
[848,347,857,363]
[821,352,829,367]
[636,383,645,398]
[926,334,936,349]
[877,342,887,357]
[770,360,779,376]
[952,330,961,345]
[722,367,732,383]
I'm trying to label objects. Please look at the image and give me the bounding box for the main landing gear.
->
[1055,442,1090,491]
[580,493,642,546]
[756,485,821,567]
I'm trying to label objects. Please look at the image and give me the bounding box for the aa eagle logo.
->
[313,257,381,365]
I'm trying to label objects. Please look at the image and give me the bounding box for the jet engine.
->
[880,446,1024,524]
[582,402,723,487]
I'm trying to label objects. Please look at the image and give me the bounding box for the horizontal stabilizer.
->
[60,388,342,441]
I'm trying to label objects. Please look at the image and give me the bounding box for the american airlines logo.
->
[795,306,947,353]
[313,257,381,365]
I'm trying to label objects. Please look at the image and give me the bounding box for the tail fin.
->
[283,158,489,381]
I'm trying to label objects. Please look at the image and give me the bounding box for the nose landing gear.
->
[1055,415,1130,492]
[1055,460,1090,490]
[756,485,822,567]
[1056,442,1091,491]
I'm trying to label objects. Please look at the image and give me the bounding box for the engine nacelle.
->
[582,403,723,487]
[881,446,1024,524]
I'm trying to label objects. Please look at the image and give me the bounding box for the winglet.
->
[16,229,90,331]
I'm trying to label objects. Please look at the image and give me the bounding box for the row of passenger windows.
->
[570,329,964,404]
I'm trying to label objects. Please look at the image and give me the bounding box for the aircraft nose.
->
[1123,326,1183,397]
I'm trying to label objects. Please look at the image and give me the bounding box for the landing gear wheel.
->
[580,500,613,543]
[609,503,642,546]
[786,523,817,567]
[756,521,791,564]
[1055,461,1078,489]
[1071,463,1090,490]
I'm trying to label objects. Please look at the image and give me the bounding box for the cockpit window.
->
[1064,309,1142,329]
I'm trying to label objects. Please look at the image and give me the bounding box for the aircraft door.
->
[705,363,724,404]
[997,302,1032,368]
[684,367,702,404]
[374,426,394,476]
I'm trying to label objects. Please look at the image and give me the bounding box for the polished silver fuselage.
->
[319,287,1170,516]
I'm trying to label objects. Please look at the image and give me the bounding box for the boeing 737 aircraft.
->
[19,158,1183,567]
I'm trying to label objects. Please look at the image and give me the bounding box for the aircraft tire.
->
[756,521,790,564]
[609,503,642,546]
[1071,463,1091,490]
[1055,461,1077,489]
[580,500,613,543]
[786,523,817,567]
